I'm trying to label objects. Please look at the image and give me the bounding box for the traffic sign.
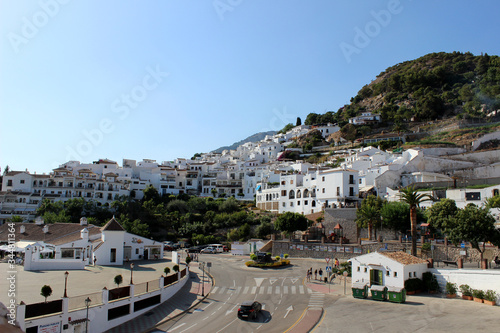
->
[461,242,465,248]
[325,258,330,264]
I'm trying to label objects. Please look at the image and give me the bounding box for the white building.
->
[350,251,429,288]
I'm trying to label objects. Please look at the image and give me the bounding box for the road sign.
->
[325,258,330,264]
[461,243,465,248]
[207,262,212,267]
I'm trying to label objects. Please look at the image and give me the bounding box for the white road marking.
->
[284,305,293,318]
[180,323,197,333]
[169,323,186,332]
[254,278,265,287]
[251,286,257,294]
[259,286,265,294]
[291,286,296,294]
[267,286,273,294]
[299,285,305,294]
[216,318,238,333]
[283,286,288,294]
[275,286,280,294]
[243,286,249,294]
[269,278,278,285]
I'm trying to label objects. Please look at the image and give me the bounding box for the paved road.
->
[154,254,327,333]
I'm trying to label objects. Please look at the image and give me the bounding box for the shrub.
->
[472,289,485,299]
[484,290,497,302]
[250,254,257,261]
[459,284,472,296]
[185,256,192,265]
[445,282,457,295]
[164,267,171,275]
[404,278,424,292]
[421,242,431,251]
[40,285,52,302]
[173,264,179,273]
[114,275,123,287]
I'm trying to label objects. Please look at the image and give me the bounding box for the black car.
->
[237,301,261,320]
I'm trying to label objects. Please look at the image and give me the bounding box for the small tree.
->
[173,264,179,273]
[114,274,123,287]
[185,256,192,266]
[40,285,52,302]
[164,266,171,275]
[274,212,309,240]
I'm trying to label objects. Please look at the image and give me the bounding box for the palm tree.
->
[356,205,381,240]
[398,186,433,256]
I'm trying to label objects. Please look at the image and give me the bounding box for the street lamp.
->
[84,297,91,333]
[63,271,69,298]
[200,262,205,296]
[130,263,134,284]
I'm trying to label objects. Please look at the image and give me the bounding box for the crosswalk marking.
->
[210,284,312,295]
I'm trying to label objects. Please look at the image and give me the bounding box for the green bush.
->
[422,272,439,292]
[250,254,257,261]
[472,289,485,299]
[445,282,457,295]
[459,284,472,296]
[484,290,497,302]
[404,278,424,292]
[421,242,431,251]
[164,267,171,275]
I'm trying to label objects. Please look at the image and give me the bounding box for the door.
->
[144,249,149,260]
[123,247,132,260]
[110,248,116,263]
[370,269,383,286]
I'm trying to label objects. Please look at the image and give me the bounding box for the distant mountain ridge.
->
[212,131,277,153]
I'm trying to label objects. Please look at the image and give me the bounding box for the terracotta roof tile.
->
[380,251,428,265]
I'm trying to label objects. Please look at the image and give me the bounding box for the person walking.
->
[306,269,310,282]
[314,269,318,280]
[334,258,339,269]
[319,268,323,281]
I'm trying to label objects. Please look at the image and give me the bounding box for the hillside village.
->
[2,116,500,226]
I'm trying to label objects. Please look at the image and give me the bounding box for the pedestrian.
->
[306,269,310,282]
[334,258,339,269]
[314,269,318,280]
[319,268,323,281]
[93,255,97,267]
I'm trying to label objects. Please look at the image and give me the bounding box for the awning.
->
[359,185,375,192]
[420,223,430,227]
[256,185,261,191]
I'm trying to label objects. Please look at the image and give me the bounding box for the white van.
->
[209,244,224,253]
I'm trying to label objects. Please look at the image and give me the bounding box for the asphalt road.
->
[155,254,331,333]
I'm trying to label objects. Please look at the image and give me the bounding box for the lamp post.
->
[200,262,205,296]
[63,271,69,298]
[84,297,91,333]
[130,263,134,284]
[343,271,348,295]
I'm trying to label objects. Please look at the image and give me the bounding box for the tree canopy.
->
[274,212,309,237]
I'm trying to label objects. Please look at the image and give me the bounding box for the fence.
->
[25,299,62,319]
[134,279,160,296]
[68,291,103,311]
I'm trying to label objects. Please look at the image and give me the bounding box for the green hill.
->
[305,52,500,126]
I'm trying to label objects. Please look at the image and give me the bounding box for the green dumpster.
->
[370,285,387,301]
[387,286,406,303]
[352,282,368,299]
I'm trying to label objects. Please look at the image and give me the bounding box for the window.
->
[312,201,316,207]
[322,176,325,182]
[349,187,354,196]
[281,181,285,185]
[281,190,287,196]
[297,201,300,205]
[61,249,74,258]
[322,188,325,193]
[282,202,286,207]
[386,271,390,276]
[359,179,362,184]
[304,200,308,205]
[290,180,294,184]
[290,202,294,207]
[20,180,25,184]
[394,272,397,277]
[349,175,354,184]
[364,268,367,273]
[357,267,360,272]
[413,272,417,277]
[336,187,340,196]
[7,180,12,186]
[409,272,412,278]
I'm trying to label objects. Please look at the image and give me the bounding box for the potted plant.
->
[459,284,473,300]
[445,282,457,298]
[472,289,485,303]
[483,290,497,306]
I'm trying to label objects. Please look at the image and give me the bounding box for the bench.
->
[442,260,458,267]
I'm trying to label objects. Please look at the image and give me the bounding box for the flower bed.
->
[245,259,291,268]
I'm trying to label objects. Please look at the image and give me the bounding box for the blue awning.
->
[256,185,261,191]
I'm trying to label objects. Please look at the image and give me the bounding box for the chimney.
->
[43,225,49,233]
[35,217,44,225]
[80,228,89,241]
[80,217,88,226]
[20,225,25,234]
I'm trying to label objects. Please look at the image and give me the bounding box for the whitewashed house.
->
[350,251,429,288]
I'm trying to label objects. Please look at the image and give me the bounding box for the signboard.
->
[460,251,467,256]
[325,258,330,264]
[461,242,465,248]
[39,322,60,333]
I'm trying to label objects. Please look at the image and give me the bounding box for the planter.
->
[473,297,484,303]
[446,294,456,298]
[462,295,473,300]
[483,300,495,306]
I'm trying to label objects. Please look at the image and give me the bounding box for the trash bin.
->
[387,286,406,303]
[370,285,387,301]
[352,282,368,299]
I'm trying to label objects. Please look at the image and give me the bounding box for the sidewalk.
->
[286,276,352,333]
[107,263,212,333]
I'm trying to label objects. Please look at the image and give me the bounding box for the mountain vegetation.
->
[212,130,277,153]
[306,52,500,127]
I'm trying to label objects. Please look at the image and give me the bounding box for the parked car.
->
[186,246,204,253]
[237,301,261,320]
[163,245,173,251]
[201,247,216,254]
[222,245,229,252]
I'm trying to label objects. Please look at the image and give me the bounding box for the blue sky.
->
[2,1,500,174]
